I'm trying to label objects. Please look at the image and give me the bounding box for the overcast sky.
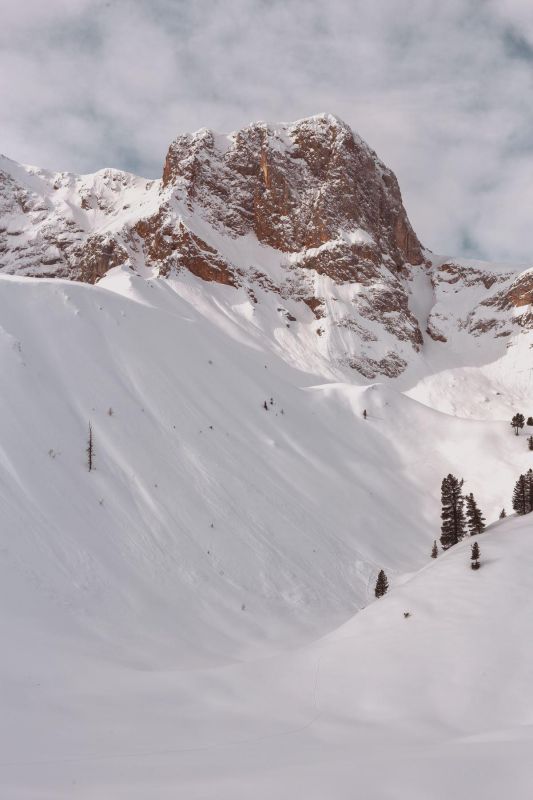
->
[2,0,533,262]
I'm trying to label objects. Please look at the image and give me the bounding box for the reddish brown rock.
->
[162,114,425,270]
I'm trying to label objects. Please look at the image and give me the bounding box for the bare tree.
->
[87,422,94,472]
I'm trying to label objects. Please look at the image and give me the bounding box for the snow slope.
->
[0,268,532,796]
[2,510,532,798]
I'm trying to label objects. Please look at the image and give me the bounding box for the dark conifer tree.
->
[363,409,367,419]
[431,540,438,559]
[499,508,506,519]
[465,493,485,536]
[512,474,529,515]
[374,569,389,598]
[440,474,465,550]
[527,416,533,426]
[511,413,525,435]
[470,541,480,570]
[526,468,533,514]
[529,436,533,451]
[86,422,94,472]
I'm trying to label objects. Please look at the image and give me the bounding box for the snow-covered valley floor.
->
[1,271,532,798]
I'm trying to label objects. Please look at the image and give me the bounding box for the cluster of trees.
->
[375,472,486,597]
[380,414,533,592]
[439,474,485,550]
[510,413,533,448]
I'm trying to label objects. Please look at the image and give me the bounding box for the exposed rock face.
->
[162,115,424,269]
[0,115,531,379]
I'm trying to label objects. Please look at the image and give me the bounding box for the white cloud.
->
[1,0,533,261]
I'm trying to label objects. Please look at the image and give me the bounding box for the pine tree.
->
[470,541,480,570]
[374,569,389,598]
[440,474,465,550]
[465,492,485,536]
[499,508,506,519]
[86,422,94,472]
[526,468,533,514]
[363,409,367,419]
[527,416,533,426]
[431,540,438,559]
[512,473,529,515]
[528,436,533,451]
[511,413,525,435]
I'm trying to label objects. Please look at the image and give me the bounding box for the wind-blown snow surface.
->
[0,271,532,797]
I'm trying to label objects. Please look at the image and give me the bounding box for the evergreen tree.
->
[465,492,485,536]
[440,474,465,550]
[363,409,367,419]
[527,468,533,514]
[431,540,438,559]
[512,473,529,515]
[86,422,94,472]
[374,569,389,598]
[528,416,533,426]
[471,541,480,570]
[511,413,525,435]
[499,508,506,519]
[528,436,533,451]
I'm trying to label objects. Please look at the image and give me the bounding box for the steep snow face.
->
[0,270,531,666]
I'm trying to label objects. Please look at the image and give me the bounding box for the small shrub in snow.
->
[431,540,438,559]
[375,570,389,598]
[470,541,480,570]
[499,508,506,519]
[528,436,533,451]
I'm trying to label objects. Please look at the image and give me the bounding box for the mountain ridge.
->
[1,114,531,383]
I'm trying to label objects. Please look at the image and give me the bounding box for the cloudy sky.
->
[2,0,533,262]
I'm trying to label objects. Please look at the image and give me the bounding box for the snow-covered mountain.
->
[1,113,532,384]
[1,116,532,797]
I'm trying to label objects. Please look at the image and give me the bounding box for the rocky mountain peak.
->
[162,113,425,269]
[0,116,530,381]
